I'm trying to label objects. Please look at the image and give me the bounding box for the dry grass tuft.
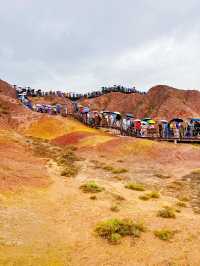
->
[110,205,120,212]
[139,191,160,201]
[154,229,176,241]
[157,206,176,219]
[80,181,104,193]
[125,182,145,191]
[176,201,187,208]
[155,173,171,179]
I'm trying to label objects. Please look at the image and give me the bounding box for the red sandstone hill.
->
[79,85,200,120]
[0,80,41,129]
[1,79,200,121]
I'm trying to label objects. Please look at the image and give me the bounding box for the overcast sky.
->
[0,0,200,92]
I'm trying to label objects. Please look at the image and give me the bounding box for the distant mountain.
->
[79,85,200,120]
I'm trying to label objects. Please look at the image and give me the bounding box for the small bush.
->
[139,194,150,201]
[178,196,189,202]
[95,218,146,243]
[61,165,79,177]
[139,191,160,201]
[103,165,114,171]
[155,173,171,179]
[57,147,80,177]
[90,195,97,200]
[112,175,127,181]
[125,182,145,191]
[91,160,105,169]
[112,168,128,174]
[80,181,104,193]
[176,201,187,208]
[148,191,160,199]
[110,205,120,212]
[154,229,176,241]
[117,159,124,163]
[157,206,176,219]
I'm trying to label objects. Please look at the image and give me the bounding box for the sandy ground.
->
[0,116,200,265]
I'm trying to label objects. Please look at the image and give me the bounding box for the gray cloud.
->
[0,0,200,92]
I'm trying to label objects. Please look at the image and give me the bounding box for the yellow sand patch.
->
[121,139,155,155]
[24,116,99,140]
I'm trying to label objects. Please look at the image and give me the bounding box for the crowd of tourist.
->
[14,84,145,101]
[73,104,200,138]
[16,86,200,139]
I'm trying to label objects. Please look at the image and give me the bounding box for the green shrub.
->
[95,218,146,243]
[157,206,176,219]
[80,181,104,193]
[125,182,145,191]
[154,229,176,241]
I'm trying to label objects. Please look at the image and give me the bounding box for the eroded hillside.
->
[0,80,200,265]
[79,85,200,119]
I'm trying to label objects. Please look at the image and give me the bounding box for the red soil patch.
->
[0,139,50,192]
[52,131,94,146]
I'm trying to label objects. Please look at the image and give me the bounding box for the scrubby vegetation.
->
[178,195,189,202]
[80,181,104,193]
[125,182,145,191]
[103,165,114,171]
[176,201,187,208]
[92,161,128,175]
[57,146,80,177]
[154,229,176,241]
[110,205,120,212]
[157,206,176,218]
[112,168,128,174]
[90,195,97,200]
[155,173,171,179]
[139,191,160,201]
[95,218,146,244]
